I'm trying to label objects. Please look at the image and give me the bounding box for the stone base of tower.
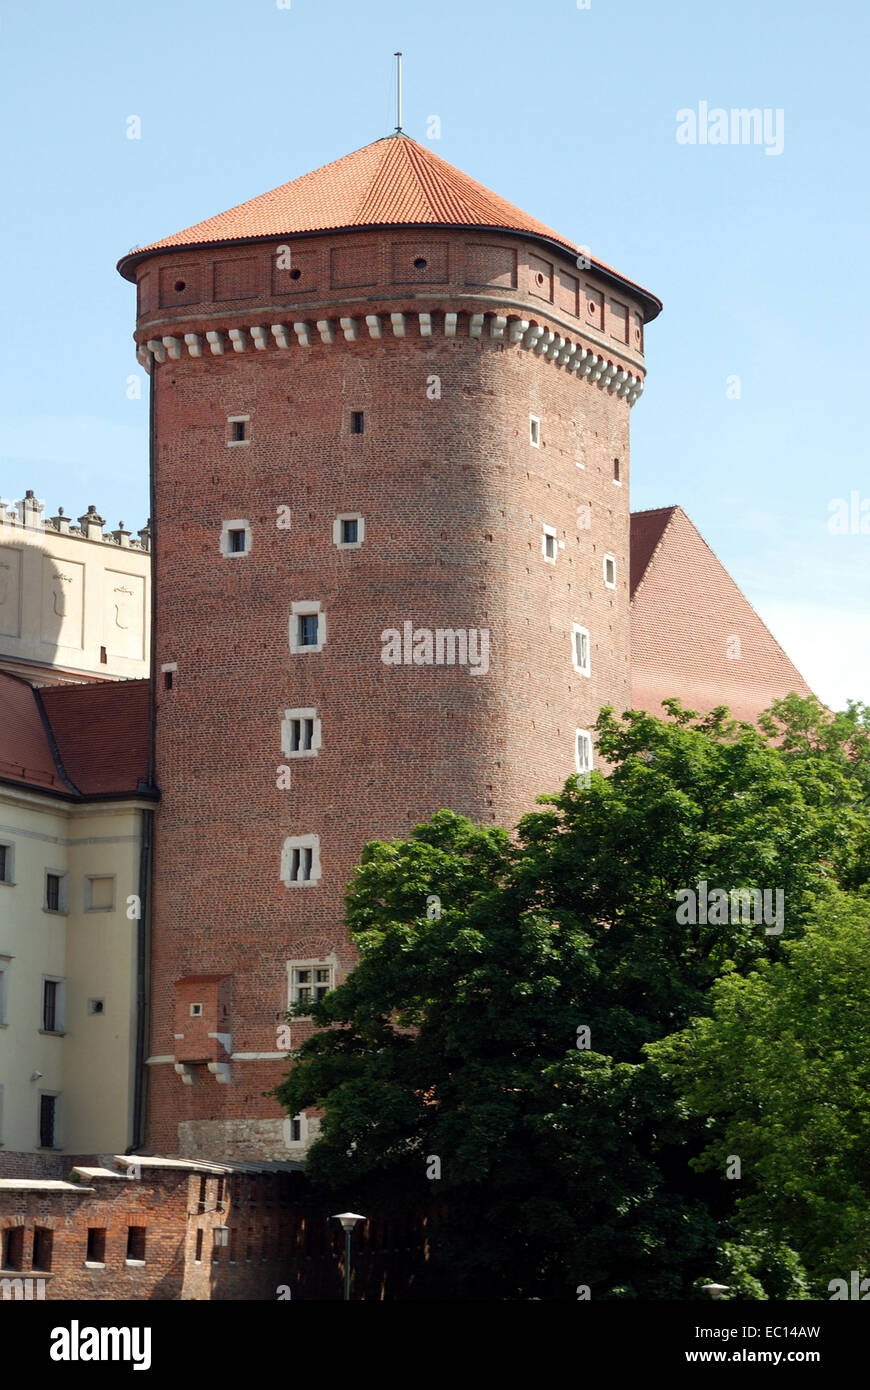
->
[176,1116,321,1163]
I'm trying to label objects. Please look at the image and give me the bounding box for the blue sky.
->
[1,0,867,708]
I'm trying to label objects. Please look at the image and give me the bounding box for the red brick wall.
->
[136,225,646,1157]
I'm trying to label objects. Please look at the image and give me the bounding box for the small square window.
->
[290,963,333,1005]
[88,998,105,1016]
[333,515,365,550]
[542,527,557,564]
[164,669,174,690]
[282,708,321,759]
[229,419,248,443]
[529,415,541,447]
[341,517,358,545]
[86,1228,106,1263]
[221,520,252,557]
[190,1003,203,1018]
[289,603,325,654]
[604,555,616,589]
[350,411,364,435]
[126,1226,146,1262]
[229,528,246,553]
[86,875,115,911]
[281,838,322,889]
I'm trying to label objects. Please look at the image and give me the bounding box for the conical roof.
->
[118,133,659,315]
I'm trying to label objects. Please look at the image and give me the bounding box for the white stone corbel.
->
[444,312,458,337]
[251,326,269,350]
[535,329,555,355]
[184,333,203,357]
[316,320,334,344]
[523,324,543,349]
[365,314,382,338]
[174,1063,195,1085]
[490,315,507,340]
[136,345,151,370]
[271,324,292,349]
[146,338,167,363]
[162,335,182,360]
[293,322,312,347]
[340,317,359,341]
[206,331,224,355]
[547,335,565,359]
[390,312,406,337]
[207,1062,231,1084]
[418,312,433,337]
[508,318,530,343]
[228,329,246,353]
[469,313,485,338]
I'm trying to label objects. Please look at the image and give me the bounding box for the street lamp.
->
[332,1212,366,1301]
[702,1283,730,1300]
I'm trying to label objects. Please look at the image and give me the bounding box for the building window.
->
[100,645,108,664]
[542,525,558,564]
[195,1230,204,1264]
[2,1227,25,1270]
[161,662,177,690]
[576,729,594,776]
[85,876,115,912]
[289,602,325,654]
[281,709,321,759]
[572,624,591,677]
[283,841,318,885]
[88,998,105,1016]
[290,964,333,1006]
[42,978,64,1034]
[333,514,364,549]
[290,1116,303,1142]
[220,519,252,558]
[190,1003,203,1018]
[126,1227,146,1262]
[227,415,250,445]
[197,1175,208,1212]
[39,1094,59,1149]
[44,872,65,913]
[33,1228,53,1272]
[529,415,541,447]
[0,959,8,1026]
[613,457,621,485]
[603,554,616,589]
[350,411,364,435]
[0,842,11,883]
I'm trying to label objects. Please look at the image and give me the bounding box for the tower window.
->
[333,514,365,549]
[350,411,364,434]
[542,526,558,564]
[529,415,541,448]
[572,624,591,677]
[613,458,621,484]
[220,519,252,557]
[281,836,322,888]
[289,963,333,1006]
[228,418,248,444]
[282,709,320,758]
[163,669,174,690]
[190,1003,203,1018]
[290,602,325,653]
[195,1230,204,1264]
[604,554,616,588]
[576,729,594,775]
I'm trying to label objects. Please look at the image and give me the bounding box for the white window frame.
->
[529,414,541,448]
[286,955,337,1011]
[281,708,321,759]
[0,840,14,886]
[603,554,616,589]
[576,729,594,775]
[332,514,365,550]
[542,525,558,564]
[220,519,252,557]
[84,874,116,913]
[44,870,67,915]
[280,835,322,888]
[41,976,65,1034]
[572,624,591,677]
[227,414,250,447]
[289,601,326,654]
[284,1112,309,1149]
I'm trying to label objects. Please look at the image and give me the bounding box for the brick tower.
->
[118,133,661,1159]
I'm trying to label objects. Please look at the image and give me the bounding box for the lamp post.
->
[332,1212,366,1301]
[702,1283,730,1300]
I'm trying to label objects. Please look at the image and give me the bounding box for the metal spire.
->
[394,51,403,133]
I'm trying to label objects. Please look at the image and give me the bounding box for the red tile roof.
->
[118,134,661,315]
[0,673,151,799]
[630,506,814,724]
